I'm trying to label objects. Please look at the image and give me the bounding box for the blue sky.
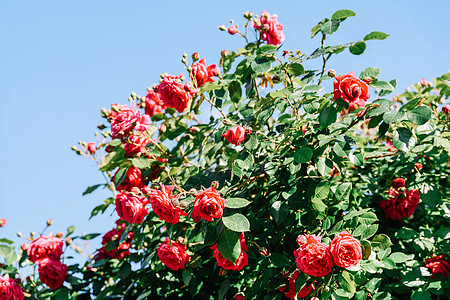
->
[1,0,449,257]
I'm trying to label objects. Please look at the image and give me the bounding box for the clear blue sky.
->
[1,0,449,256]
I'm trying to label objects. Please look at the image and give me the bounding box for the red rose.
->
[222,125,246,146]
[144,89,165,117]
[334,72,370,112]
[156,74,198,113]
[279,271,314,299]
[123,134,150,157]
[379,188,420,220]
[415,163,423,170]
[252,10,285,46]
[115,191,149,224]
[148,185,188,224]
[211,233,248,271]
[391,178,405,189]
[295,235,334,277]
[192,58,219,87]
[425,254,450,278]
[0,276,24,300]
[96,222,134,260]
[37,258,67,290]
[234,293,245,300]
[192,186,226,222]
[0,218,5,227]
[443,104,450,114]
[157,238,190,270]
[114,167,144,192]
[27,234,64,263]
[330,231,362,268]
[87,142,96,154]
[111,107,149,140]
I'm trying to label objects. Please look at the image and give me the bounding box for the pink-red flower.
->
[192,186,226,222]
[0,276,24,300]
[37,258,67,290]
[211,233,248,271]
[114,167,145,192]
[27,234,64,263]
[148,185,188,224]
[391,178,406,189]
[123,134,150,157]
[294,235,334,277]
[334,72,370,112]
[111,106,150,140]
[442,105,450,114]
[330,231,362,268]
[157,238,190,270]
[228,25,237,35]
[87,142,96,154]
[379,187,420,220]
[156,74,198,113]
[252,10,285,46]
[222,125,246,146]
[415,163,423,170]
[115,190,149,224]
[144,89,165,117]
[192,58,219,87]
[425,254,450,278]
[279,271,314,299]
[0,218,5,227]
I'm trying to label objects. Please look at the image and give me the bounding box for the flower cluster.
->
[294,231,361,277]
[379,178,420,220]
[26,234,67,290]
[252,10,285,46]
[95,220,134,260]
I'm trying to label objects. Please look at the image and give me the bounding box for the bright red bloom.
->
[192,186,226,222]
[37,258,67,290]
[114,167,144,192]
[415,163,423,170]
[379,188,420,220]
[442,105,450,114]
[279,271,314,299]
[94,221,133,261]
[222,125,246,146]
[0,276,24,300]
[27,234,64,263]
[211,233,248,271]
[334,72,370,112]
[391,178,406,189]
[425,254,450,278]
[144,90,165,117]
[330,231,362,268]
[87,142,96,154]
[294,235,334,277]
[111,106,150,140]
[157,238,190,270]
[115,190,149,224]
[192,58,219,87]
[157,74,198,113]
[148,185,188,224]
[123,134,150,157]
[252,10,285,46]
[0,218,5,227]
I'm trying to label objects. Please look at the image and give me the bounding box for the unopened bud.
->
[362,77,373,84]
[105,145,115,153]
[189,126,200,133]
[26,276,34,283]
[101,108,110,118]
[192,52,200,61]
[244,127,253,135]
[259,247,268,256]
[66,238,73,246]
[0,219,5,227]
[218,25,227,31]
[228,25,237,35]
[97,124,106,130]
[182,52,188,59]
[181,58,187,64]
[211,181,219,189]
[221,50,228,57]
[131,91,137,98]
[16,232,22,237]
[75,247,82,254]
[223,119,233,126]
[30,232,35,237]
[21,243,29,251]
[159,123,167,133]
[189,188,197,196]
[47,219,53,226]
[56,232,63,238]
[328,69,336,77]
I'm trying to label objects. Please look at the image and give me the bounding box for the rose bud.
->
[105,145,115,153]
[192,52,200,61]
[189,126,200,133]
[47,219,53,226]
[415,163,423,171]
[56,232,63,238]
[66,238,72,246]
[21,243,29,251]
[328,69,336,77]
[159,123,167,133]
[97,124,106,130]
[221,50,228,57]
[218,25,227,31]
[228,25,237,35]
[0,218,6,227]
[362,77,373,84]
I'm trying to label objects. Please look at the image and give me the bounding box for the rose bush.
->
[0,8,449,299]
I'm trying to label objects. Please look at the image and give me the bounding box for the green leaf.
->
[132,157,152,169]
[317,157,334,176]
[217,230,241,263]
[339,270,356,293]
[335,183,352,202]
[360,67,380,80]
[361,241,372,259]
[319,106,337,126]
[113,168,127,188]
[228,81,242,102]
[349,152,364,166]
[315,181,330,199]
[251,57,271,73]
[321,19,340,35]
[287,63,305,76]
[66,226,76,237]
[294,147,313,164]
[383,110,405,124]
[0,245,13,258]
[349,42,366,55]
[225,198,251,209]
[0,238,13,244]
[311,18,327,38]
[371,234,392,251]
[411,289,431,300]
[371,81,395,91]
[222,213,250,232]
[312,197,327,212]
[80,233,101,240]
[332,9,356,20]
[82,184,103,196]
[407,106,432,125]
[54,288,70,300]
[269,253,291,267]
[99,147,125,171]
[244,134,258,150]
[359,212,378,225]
[364,31,390,41]
[393,128,416,152]
[270,201,289,225]
[389,252,413,263]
